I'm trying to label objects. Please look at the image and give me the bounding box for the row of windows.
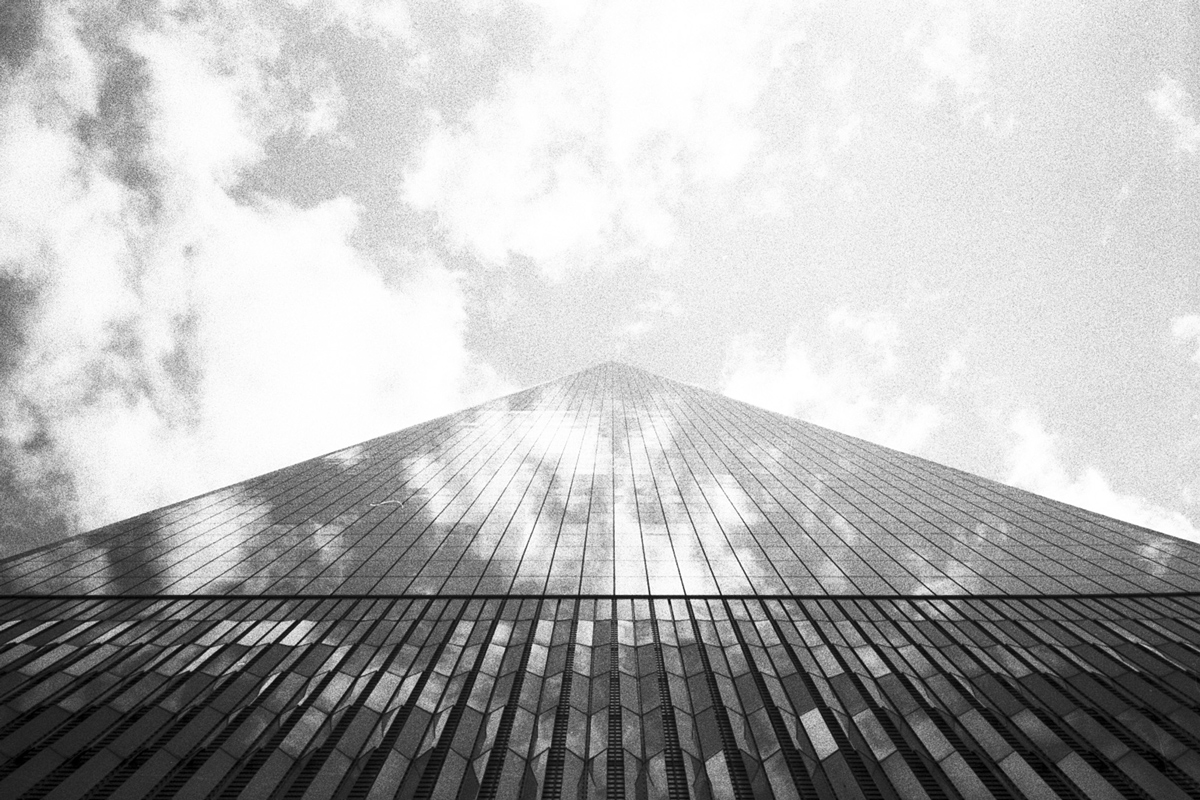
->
[0,593,1196,799]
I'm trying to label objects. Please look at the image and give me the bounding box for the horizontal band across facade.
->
[0,594,1197,799]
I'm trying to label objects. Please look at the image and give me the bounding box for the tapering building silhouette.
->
[1,362,1199,799]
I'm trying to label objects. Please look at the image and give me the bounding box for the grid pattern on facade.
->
[3,364,1199,597]
[0,593,1198,800]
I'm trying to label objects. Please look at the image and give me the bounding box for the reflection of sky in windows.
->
[3,363,1200,596]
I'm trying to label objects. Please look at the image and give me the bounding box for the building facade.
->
[0,362,1198,798]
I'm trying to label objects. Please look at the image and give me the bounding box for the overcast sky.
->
[1,0,1198,556]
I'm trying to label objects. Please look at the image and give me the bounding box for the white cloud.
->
[938,347,966,392]
[723,308,941,454]
[301,77,346,140]
[615,289,682,341]
[909,6,985,101]
[827,306,901,372]
[1148,74,1200,155]
[1006,410,1200,542]
[904,1,1015,134]
[294,0,416,41]
[0,3,498,542]
[1172,314,1200,365]
[405,1,798,277]
[136,23,267,187]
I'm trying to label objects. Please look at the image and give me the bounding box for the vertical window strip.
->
[723,598,817,799]
[341,597,467,799]
[537,599,578,800]
[476,597,546,799]
[648,597,690,800]
[606,597,625,800]
[683,598,755,800]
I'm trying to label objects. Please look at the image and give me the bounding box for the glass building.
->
[1,362,1198,799]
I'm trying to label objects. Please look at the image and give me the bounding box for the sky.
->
[0,0,1197,557]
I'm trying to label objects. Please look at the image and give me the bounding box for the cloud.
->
[0,2,498,553]
[1173,314,1200,365]
[300,71,347,141]
[312,0,415,40]
[903,0,1014,134]
[1147,74,1200,155]
[722,307,941,454]
[405,1,798,278]
[615,288,682,341]
[909,6,987,101]
[1006,410,1200,542]
[827,306,901,372]
[403,0,1035,270]
[938,347,966,392]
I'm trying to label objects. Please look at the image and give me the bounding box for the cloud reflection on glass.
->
[2,363,1198,597]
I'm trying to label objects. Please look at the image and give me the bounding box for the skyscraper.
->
[0,362,1198,799]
